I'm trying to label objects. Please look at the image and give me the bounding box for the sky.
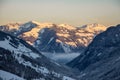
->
[0,0,120,27]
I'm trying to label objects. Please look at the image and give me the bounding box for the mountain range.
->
[0,21,107,53]
[0,21,120,80]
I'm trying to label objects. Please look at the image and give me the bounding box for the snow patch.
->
[0,38,40,59]
[60,42,71,53]
[0,70,25,80]
[0,54,2,57]
[11,53,50,76]
[22,61,50,75]
[48,37,54,44]
[63,76,75,80]
[33,78,45,80]
[97,52,102,56]
[36,40,41,44]
[7,36,12,40]
[115,34,118,37]
[115,57,120,62]
[51,71,61,78]
[38,67,50,75]
[40,29,45,34]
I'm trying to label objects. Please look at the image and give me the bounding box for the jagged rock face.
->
[67,24,120,80]
[0,21,107,53]
[34,28,84,53]
[34,28,65,53]
[0,31,76,80]
[14,21,38,36]
[15,21,57,45]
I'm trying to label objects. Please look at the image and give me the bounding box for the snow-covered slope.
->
[0,22,21,34]
[34,28,72,53]
[67,24,120,80]
[0,31,76,80]
[0,70,25,80]
[14,21,39,36]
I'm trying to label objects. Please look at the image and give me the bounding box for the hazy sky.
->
[0,0,120,27]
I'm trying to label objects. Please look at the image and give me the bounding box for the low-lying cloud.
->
[41,52,80,64]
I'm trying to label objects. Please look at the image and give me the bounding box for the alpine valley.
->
[0,31,77,80]
[0,21,107,63]
[0,21,120,80]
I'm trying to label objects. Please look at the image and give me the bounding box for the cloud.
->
[42,52,80,64]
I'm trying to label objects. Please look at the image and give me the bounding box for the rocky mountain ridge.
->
[67,24,120,80]
[0,21,108,53]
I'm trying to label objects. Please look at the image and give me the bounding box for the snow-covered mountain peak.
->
[79,23,107,34]
[19,21,38,29]
[81,23,105,28]
[28,21,41,26]
[0,22,21,32]
[58,24,76,30]
[14,21,40,36]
